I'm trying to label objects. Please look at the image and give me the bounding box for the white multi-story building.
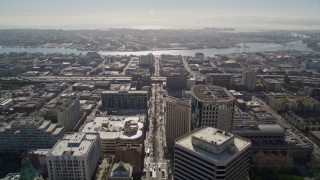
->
[191,85,235,131]
[242,69,257,90]
[165,96,191,148]
[0,117,64,154]
[174,127,251,180]
[81,115,145,153]
[46,132,100,180]
[139,53,154,66]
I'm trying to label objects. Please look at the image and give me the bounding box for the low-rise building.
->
[0,117,64,154]
[81,115,145,153]
[254,113,277,124]
[205,73,234,88]
[284,112,320,131]
[109,161,133,180]
[261,78,282,92]
[233,111,256,129]
[267,94,320,113]
[114,144,143,177]
[233,124,313,160]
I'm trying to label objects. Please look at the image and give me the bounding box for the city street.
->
[154,56,160,77]
[182,56,193,77]
[121,57,135,75]
[143,83,168,179]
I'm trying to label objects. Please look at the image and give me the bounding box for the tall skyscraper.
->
[165,96,191,148]
[242,69,257,90]
[174,127,251,180]
[46,132,101,180]
[190,85,235,131]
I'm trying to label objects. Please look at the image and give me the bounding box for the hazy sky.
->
[0,0,319,30]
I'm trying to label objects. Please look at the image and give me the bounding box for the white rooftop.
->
[49,133,98,157]
[176,127,251,164]
[82,115,144,140]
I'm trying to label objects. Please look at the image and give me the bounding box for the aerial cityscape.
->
[0,0,320,180]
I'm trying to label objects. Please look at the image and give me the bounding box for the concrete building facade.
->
[56,96,82,132]
[165,96,191,148]
[46,133,100,180]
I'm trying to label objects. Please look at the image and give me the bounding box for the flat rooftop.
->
[10,117,44,129]
[82,115,145,140]
[191,85,235,102]
[176,127,251,164]
[48,132,98,157]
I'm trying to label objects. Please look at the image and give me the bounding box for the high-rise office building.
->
[190,85,235,131]
[46,132,100,180]
[174,127,251,180]
[165,96,191,148]
[242,70,257,90]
